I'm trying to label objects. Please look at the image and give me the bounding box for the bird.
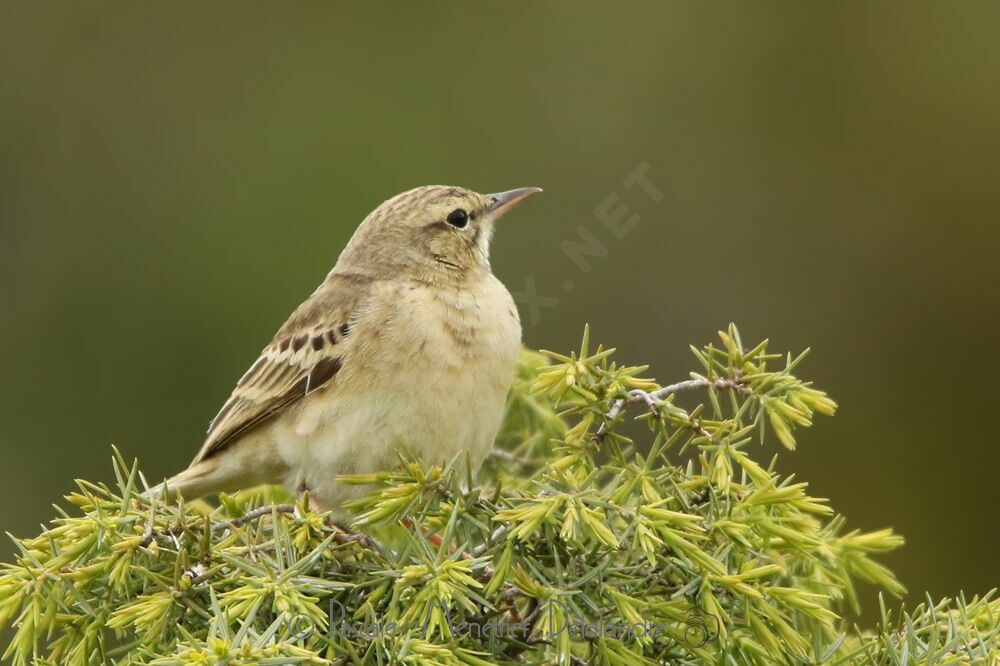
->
[150,185,540,517]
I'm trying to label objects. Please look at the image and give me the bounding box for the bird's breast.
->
[281,276,522,496]
[377,277,521,371]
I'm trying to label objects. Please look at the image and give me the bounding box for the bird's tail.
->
[145,459,222,503]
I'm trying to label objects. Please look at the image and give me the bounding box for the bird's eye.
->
[446,208,469,228]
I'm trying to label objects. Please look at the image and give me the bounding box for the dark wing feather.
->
[191,273,370,464]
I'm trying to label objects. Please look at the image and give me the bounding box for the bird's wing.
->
[191,273,372,465]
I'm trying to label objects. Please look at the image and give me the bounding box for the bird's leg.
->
[297,484,339,529]
[400,517,445,548]
[399,517,474,561]
[297,484,319,513]
[296,483,385,553]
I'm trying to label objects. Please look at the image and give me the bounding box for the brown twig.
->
[472,525,508,558]
[141,502,385,555]
[328,520,386,554]
[213,503,296,530]
[596,376,746,439]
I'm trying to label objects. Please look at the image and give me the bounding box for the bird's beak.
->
[485,187,543,219]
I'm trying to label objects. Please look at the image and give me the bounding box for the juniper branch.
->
[1,330,987,666]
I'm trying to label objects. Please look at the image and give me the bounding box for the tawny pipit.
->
[154,185,540,514]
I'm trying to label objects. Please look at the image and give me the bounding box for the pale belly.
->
[266,278,521,513]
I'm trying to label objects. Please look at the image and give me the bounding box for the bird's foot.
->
[329,520,384,554]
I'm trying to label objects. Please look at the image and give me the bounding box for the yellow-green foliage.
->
[1,326,997,665]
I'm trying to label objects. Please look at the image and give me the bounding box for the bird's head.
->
[335,185,541,282]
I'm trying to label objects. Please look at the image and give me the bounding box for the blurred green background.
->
[2,2,998,617]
